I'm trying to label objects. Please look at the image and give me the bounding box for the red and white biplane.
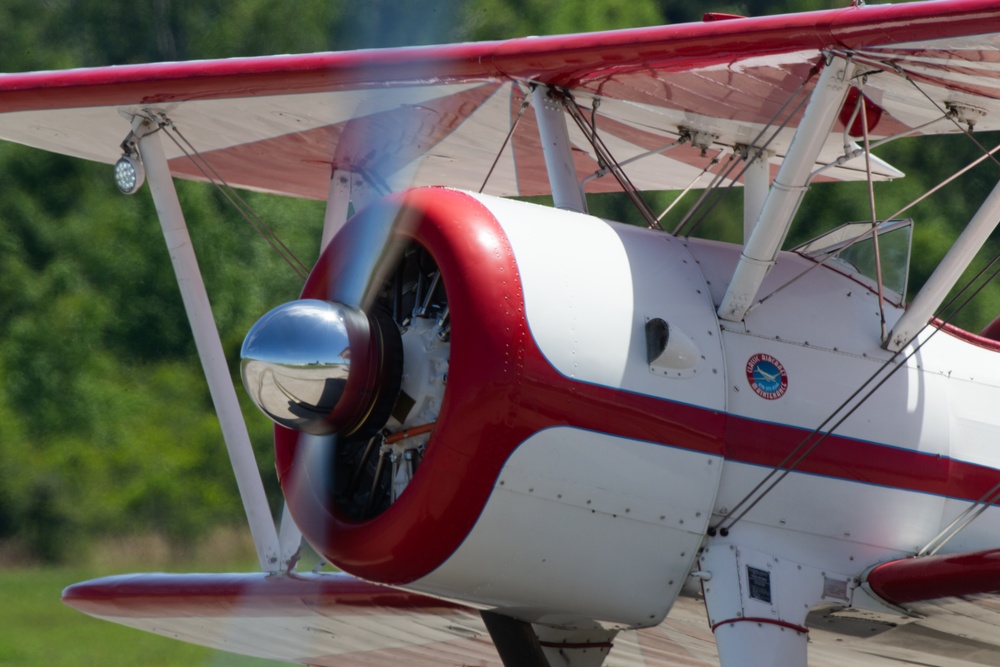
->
[7,1,1000,665]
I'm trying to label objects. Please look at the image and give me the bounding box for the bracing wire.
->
[714,245,1000,536]
[674,64,820,238]
[657,148,730,223]
[561,92,662,229]
[153,115,311,282]
[671,151,746,236]
[859,87,890,343]
[920,481,1000,557]
[480,85,532,194]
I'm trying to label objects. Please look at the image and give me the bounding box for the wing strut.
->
[532,86,587,213]
[886,174,1000,351]
[743,148,772,243]
[718,56,856,321]
[133,115,282,573]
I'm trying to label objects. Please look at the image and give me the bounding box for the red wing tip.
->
[62,571,465,619]
[866,548,1000,605]
[703,13,747,22]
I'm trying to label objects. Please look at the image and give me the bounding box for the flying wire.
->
[714,242,1000,536]
[671,150,746,236]
[152,115,310,282]
[858,87,890,343]
[562,91,662,229]
[656,147,730,223]
[919,480,1000,556]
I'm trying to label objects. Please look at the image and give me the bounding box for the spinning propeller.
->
[240,196,451,526]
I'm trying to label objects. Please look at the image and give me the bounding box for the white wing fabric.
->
[2,1,1000,200]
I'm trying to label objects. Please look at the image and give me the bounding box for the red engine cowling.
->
[276,187,534,583]
[273,187,723,589]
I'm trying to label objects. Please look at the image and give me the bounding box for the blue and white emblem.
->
[746,353,788,400]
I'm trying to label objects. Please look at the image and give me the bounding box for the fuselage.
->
[277,188,1000,629]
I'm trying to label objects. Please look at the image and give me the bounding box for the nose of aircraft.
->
[241,298,393,436]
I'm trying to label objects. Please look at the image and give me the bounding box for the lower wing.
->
[63,571,1000,666]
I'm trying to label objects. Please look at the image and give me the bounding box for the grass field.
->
[0,532,293,667]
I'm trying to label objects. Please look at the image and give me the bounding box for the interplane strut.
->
[718,56,856,322]
[132,114,284,573]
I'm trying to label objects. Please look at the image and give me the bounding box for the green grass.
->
[0,567,291,667]
[0,532,294,667]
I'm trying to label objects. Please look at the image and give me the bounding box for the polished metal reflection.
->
[241,299,359,434]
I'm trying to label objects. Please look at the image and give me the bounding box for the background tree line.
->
[1,0,996,562]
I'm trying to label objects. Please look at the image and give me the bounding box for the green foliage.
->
[462,0,662,39]
[0,139,318,560]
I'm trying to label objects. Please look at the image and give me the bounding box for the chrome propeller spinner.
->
[241,298,402,438]
[240,196,407,439]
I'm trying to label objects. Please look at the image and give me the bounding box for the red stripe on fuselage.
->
[534,370,998,506]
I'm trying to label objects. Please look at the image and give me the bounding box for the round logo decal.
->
[746,353,788,400]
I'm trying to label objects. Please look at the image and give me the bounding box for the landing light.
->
[114,154,145,195]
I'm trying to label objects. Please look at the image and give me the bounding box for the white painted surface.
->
[476,193,726,411]
[478,195,635,388]
[412,427,723,628]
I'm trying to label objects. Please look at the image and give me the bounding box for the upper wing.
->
[2,0,1000,200]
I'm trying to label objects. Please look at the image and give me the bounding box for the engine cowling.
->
[245,187,728,627]
[272,187,537,583]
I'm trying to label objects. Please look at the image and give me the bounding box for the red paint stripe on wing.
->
[866,548,1000,605]
[62,572,465,618]
[1,1,999,111]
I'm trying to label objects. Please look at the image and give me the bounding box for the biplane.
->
[7,0,1000,665]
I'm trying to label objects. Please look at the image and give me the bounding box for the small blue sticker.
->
[746,353,788,400]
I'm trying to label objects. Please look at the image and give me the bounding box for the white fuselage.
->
[409,194,1000,628]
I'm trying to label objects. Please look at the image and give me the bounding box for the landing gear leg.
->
[481,611,551,667]
[699,542,817,667]
[481,610,618,667]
